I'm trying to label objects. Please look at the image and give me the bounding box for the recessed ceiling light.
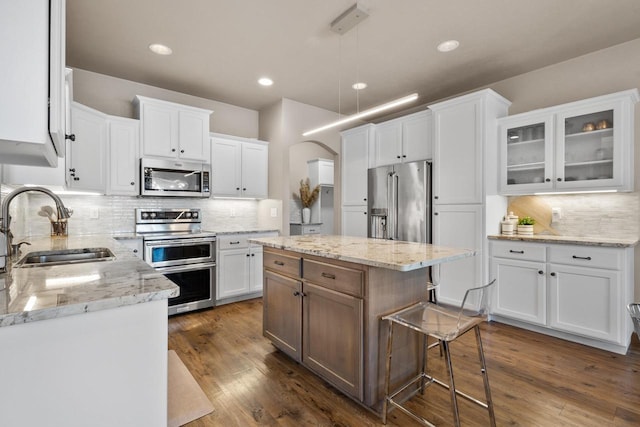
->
[149,43,173,55]
[352,82,367,90]
[437,40,460,52]
[258,77,273,86]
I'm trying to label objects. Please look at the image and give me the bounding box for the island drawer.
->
[218,234,249,250]
[264,249,301,278]
[303,259,363,297]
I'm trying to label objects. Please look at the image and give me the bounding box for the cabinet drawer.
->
[491,241,546,262]
[548,245,622,270]
[303,259,363,297]
[218,235,249,250]
[264,250,301,278]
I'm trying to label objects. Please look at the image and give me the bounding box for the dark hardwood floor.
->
[168,299,640,426]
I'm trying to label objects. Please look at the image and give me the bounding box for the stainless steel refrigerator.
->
[367,160,431,243]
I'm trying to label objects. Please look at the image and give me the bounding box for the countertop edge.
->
[487,234,639,248]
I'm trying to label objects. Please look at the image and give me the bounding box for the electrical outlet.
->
[270,207,278,218]
[89,207,100,219]
[552,207,562,222]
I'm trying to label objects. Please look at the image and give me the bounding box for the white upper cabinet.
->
[341,124,374,206]
[107,116,139,195]
[373,110,431,167]
[134,96,212,162]
[498,89,639,194]
[67,103,108,192]
[430,90,511,204]
[211,134,268,199]
[0,0,67,167]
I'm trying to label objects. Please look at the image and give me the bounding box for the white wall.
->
[72,68,259,138]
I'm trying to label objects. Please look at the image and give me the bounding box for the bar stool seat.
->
[382,280,496,427]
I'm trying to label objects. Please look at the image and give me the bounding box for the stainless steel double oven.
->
[136,208,216,315]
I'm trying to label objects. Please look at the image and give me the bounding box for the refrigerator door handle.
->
[387,172,394,240]
[393,173,399,240]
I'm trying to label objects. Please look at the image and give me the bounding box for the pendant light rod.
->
[302,93,419,137]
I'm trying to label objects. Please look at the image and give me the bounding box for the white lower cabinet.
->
[216,232,276,304]
[490,240,634,354]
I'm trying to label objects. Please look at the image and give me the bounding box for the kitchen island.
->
[0,235,178,427]
[249,235,475,412]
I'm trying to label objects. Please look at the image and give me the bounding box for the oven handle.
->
[154,262,216,274]
[144,238,215,247]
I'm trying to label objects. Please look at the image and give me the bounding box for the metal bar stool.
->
[628,303,640,338]
[382,280,496,427]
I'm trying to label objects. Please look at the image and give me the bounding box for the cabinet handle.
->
[550,272,557,277]
[545,178,550,182]
[274,260,285,266]
[509,250,524,254]
[65,134,76,141]
[538,270,543,275]
[293,291,300,296]
[321,272,336,280]
[74,177,80,181]
[230,241,240,245]
[572,255,592,261]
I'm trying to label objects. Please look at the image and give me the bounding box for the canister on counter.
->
[501,219,514,235]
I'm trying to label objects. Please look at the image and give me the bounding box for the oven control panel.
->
[136,208,200,223]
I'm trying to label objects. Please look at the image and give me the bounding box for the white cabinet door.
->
[402,110,431,163]
[250,245,264,292]
[432,204,483,306]
[341,205,368,237]
[341,125,373,206]
[140,101,177,158]
[178,109,209,161]
[548,263,621,343]
[491,257,546,325]
[68,103,107,192]
[241,142,268,198]
[211,137,242,197]
[218,248,251,299]
[432,100,482,204]
[107,116,139,195]
[374,120,402,166]
[0,0,63,166]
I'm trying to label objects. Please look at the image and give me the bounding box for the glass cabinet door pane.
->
[562,109,614,183]
[506,122,546,186]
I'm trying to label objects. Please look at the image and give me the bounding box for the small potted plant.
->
[517,216,535,235]
[293,178,320,224]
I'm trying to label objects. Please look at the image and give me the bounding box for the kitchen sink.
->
[16,247,116,267]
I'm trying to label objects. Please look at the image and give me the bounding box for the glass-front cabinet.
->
[499,89,639,194]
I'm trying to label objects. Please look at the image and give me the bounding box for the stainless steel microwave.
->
[140,158,211,198]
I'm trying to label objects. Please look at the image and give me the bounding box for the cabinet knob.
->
[434,212,439,216]
[65,134,76,141]
[243,188,247,191]
[74,177,80,181]
[550,272,556,277]
[251,253,255,257]
[402,155,406,158]
[557,178,562,182]
[434,196,439,200]
[246,254,250,257]
[236,187,240,190]
[180,149,185,153]
[293,291,300,296]
[363,211,367,215]
[363,198,367,201]
[69,168,76,173]
[397,155,401,159]
[130,182,135,186]
[171,148,176,152]
[538,270,544,275]
[545,178,550,182]
[133,249,138,253]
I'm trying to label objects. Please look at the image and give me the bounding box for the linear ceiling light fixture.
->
[303,3,418,137]
[302,93,419,136]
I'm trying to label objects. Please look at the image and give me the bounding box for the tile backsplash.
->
[509,192,640,239]
[0,187,274,239]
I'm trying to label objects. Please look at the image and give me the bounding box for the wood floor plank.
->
[168,299,640,426]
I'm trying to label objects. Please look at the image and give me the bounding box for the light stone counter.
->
[249,234,475,271]
[0,234,179,327]
[488,234,638,248]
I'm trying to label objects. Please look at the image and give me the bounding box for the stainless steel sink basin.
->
[16,247,116,267]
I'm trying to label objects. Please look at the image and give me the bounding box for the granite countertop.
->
[0,235,179,328]
[249,235,475,272]
[488,234,639,248]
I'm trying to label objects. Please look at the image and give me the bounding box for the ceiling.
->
[67,0,640,117]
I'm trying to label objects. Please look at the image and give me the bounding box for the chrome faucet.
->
[0,186,71,272]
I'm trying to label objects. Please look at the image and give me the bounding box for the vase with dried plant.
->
[293,178,320,224]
